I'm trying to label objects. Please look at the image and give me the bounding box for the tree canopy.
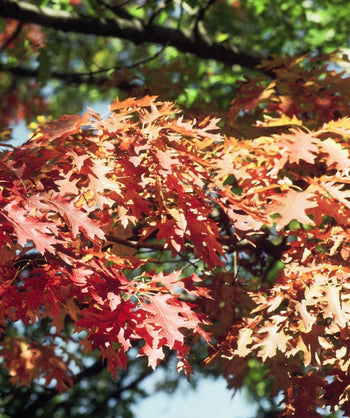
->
[2,0,350,124]
[1,1,350,417]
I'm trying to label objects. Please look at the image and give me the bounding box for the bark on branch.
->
[0,0,265,72]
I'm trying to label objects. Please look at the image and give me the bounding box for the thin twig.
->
[96,0,135,20]
[0,21,24,51]
[193,0,217,39]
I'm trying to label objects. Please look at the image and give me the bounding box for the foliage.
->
[1,68,350,414]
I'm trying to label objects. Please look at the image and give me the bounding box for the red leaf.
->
[140,293,190,347]
[38,112,90,142]
[27,193,105,240]
[4,200,59,254]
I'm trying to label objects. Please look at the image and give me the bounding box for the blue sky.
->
[135,376,257,418]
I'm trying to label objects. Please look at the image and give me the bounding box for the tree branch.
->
[193,0,217,39]
[0,0,266,72]
[106,235,166,251]
[0,63,135,92]
[0,20,23,51]
[12,360,106,416]
[95,0,135,21]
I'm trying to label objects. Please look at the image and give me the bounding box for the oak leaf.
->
[274,129,319,165]
[140,293,192,347]
[267,189,318,228]
[4,200,59,254]
[38,113,90,142]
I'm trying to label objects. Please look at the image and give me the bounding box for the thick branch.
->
[0,0,265,72]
